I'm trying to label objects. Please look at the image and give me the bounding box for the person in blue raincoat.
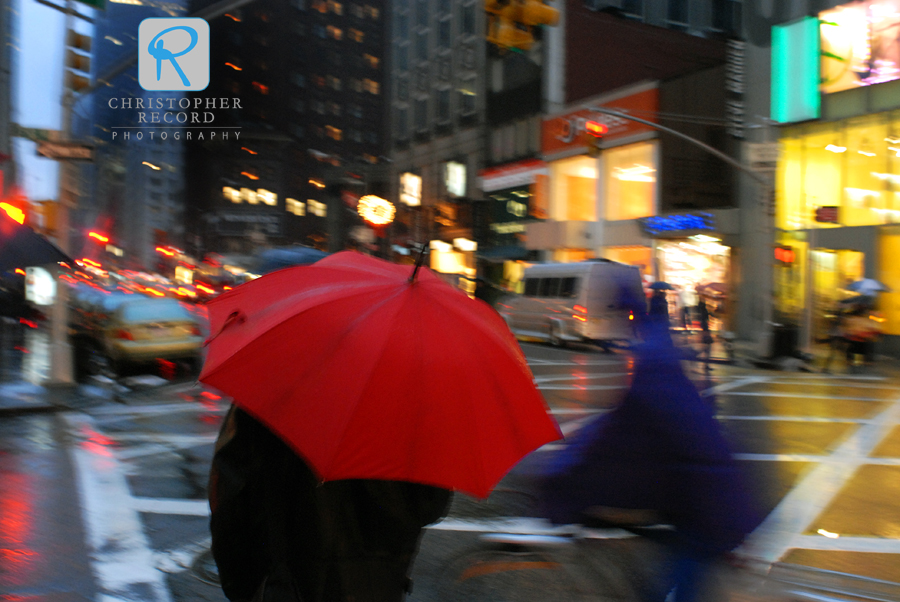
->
[537,319,760,602]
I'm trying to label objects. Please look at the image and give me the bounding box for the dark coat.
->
[209,406,452,602]
[538,325,760,556]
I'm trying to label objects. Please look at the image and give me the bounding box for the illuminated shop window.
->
[286,198,306,215]
[551,155,596,222]
[604,141,657,221]
[777,115,900,230]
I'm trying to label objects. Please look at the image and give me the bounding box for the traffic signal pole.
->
[586,106,776,358]
[48,1,76,386]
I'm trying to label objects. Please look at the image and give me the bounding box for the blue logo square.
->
[139,18,210,91]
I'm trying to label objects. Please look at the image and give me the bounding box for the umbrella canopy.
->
[200,251,561,498]
[649,281,674,290]
[0,213,72,272]
[697,282,727,296]
[846,278,890,295]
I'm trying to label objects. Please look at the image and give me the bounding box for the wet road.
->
[1,337,900,600]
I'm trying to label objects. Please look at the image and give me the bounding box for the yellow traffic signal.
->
[486,0,558,51]
[66,30,91,93]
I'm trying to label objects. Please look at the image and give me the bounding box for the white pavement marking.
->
[703,375,773,396]
[741,386,900,564]
[429,517,636,539]
[537,384,628,391]
[64,414,175,602]
[153,538,212,574]
[533,373,629,384]
[785,535,900,554]
[132,497,210,517]
[723,391,892,402]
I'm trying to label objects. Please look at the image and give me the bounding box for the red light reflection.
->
[0,472,37,586]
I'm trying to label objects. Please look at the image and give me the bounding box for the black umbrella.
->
[649,281,674,290]
[0,213,72,273]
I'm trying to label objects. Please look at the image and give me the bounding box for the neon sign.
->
[640,213,715,236]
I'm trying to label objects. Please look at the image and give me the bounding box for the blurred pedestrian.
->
[821,305,849,374]
[696,296,713,373]
[209,406,452,602]
[648,288,669,326]
[843,301,883,374]
[537,321,761,602]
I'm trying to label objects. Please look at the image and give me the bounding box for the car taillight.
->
[115,329,134,341]
[629,311,634,321]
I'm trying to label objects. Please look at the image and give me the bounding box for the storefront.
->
[775,115,900,344]
[533,83,660,265]
[770,5,900,350]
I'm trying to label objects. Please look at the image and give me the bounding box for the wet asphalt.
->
[1,324,900,601]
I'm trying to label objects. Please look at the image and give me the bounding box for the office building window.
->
[438,19,451,47]
[621,0,642,18]
[667,0,688,29]
[417,0,428,27]
[398,78,409,100]
[397,12,409,38]
[308,199,327,217]
[458,81,476,114]
[439,0,450,13]
[416,32,428,60]
[325,125,342,140]
[712,0,741,34]
[437,88,450,122]
[461,3,475,35]
[349,28,364,42]
[414,98,428,131]
[397,107,409,139]
[363,78,380,94]
[396,43,409,70]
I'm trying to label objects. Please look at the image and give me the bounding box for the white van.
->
[497,259,644,349]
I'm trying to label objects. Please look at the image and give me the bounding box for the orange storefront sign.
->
[541,87,659,157]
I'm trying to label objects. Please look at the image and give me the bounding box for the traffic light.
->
[774,245,795,266]
[0,188,30,225]
[582,120,608,157]
[486,0,558,51]
[65,30,92,93]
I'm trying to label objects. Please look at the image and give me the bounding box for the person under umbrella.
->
[203,250,561,602]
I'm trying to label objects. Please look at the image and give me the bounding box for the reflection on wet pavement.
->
[808,465,900,538]
[723,420,859,455]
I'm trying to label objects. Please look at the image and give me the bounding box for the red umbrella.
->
[200,251,561,498]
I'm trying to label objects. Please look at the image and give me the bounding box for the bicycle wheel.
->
[438,543,595,602]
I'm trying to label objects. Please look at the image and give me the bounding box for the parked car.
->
[496,259,644,350]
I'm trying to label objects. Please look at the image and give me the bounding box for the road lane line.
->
[64,414,174,602]
[132,497,210,516]
[785,535,900,554]
[741,394,900,564]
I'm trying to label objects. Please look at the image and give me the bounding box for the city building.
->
[387,0,487,284]
[762,1,900,355]
[479,2,741,322]
[185,0,390,259]
[74,0,188,270]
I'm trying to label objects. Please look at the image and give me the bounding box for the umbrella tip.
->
[409,244,429,283]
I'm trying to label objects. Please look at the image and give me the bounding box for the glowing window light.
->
[241,171,259,180]
[613,165,656,182]
[858,150,876,157]
[143,161,161,170]
[257,189,278,206]
[825,144,847,153]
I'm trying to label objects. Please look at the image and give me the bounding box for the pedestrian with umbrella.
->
[648,281,673,327]
[202,250,561,602]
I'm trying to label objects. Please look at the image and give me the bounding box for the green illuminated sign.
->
[771,16,821,124]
